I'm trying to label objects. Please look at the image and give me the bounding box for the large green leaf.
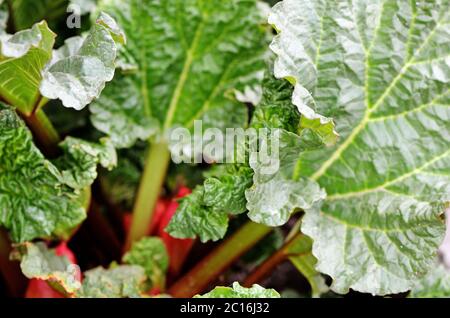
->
[0,103,115,242]
[166,165,253,242]
[90,0,267,148]
[0,21,55,115]
[270,0,450,295]
[195,282,280,298]
[246,70,327,226]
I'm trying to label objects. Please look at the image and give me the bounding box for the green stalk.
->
[168,221,273,298]
[125,140,171,251]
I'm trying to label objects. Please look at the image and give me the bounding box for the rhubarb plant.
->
[0,0,449,300]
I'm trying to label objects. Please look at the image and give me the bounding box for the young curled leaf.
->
[166,186,228,243]
[90,0,267,148]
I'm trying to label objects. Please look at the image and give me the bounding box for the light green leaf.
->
[122,237,169,288]
[270,0,450,295]
[196,282,280,298]
[79,264,146,298]
[89,75,159,148]
[14,242,81,296]
[40,12,125,110]
[0,21,55,115]
[0,103,109,242]
[90,0,267,148]
[269,0,339,145]
[409,263,450,298]
[166,164,253,242]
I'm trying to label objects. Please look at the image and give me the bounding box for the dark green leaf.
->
[90,0,267,148]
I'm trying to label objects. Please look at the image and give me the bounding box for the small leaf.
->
[8,0,68,30]
[79,264,146,298]
[0,103,112,242]
[122,237,169,288]
[40,12,124,110]
[55,137,117,191]
[196,282,280,298]
[90,0,267,147]
[14,242,81,296]
[0,21,55,115]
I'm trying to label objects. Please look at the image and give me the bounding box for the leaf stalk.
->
[125,140,171,251]
[168,221,272,297]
